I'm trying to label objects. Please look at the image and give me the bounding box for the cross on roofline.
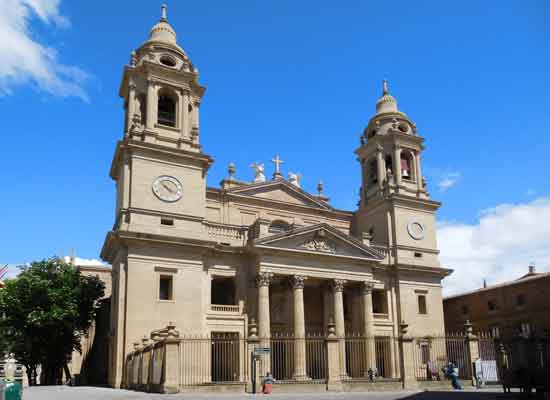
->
[271,154,284,174]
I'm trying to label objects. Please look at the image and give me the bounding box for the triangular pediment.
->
[228,180,331,210]
[253,224,384,261]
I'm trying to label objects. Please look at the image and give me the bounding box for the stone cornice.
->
[396,263,453,278]
[109,139,214,180]
[206,188,354,220]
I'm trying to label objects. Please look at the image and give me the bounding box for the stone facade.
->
[444,264,550,339]
[67,259,112,385]
[100,7,451,389]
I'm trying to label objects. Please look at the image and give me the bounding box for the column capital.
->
[331,279,346,292]
[362,281,375,295]
[290,274,307,289]
[255,272,274,288]
[376,144,384,153]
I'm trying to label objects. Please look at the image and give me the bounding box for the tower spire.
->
[383,79,389,95]
[161,4,168,21]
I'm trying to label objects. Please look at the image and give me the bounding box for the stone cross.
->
[271,154,284,178]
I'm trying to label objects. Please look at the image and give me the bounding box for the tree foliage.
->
[0,258,105,385]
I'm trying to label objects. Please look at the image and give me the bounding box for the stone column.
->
[332,279,347,379]
[415,151,423,192]
[179,89,189,137]
[127,83,136,133]
[291,275,308,380]
[256,272,273,377]
[393,145,402,186]
[376,145,385,189]
[146,79,157,130]
[362,282,376,374]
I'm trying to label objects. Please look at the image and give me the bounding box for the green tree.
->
[0,258,104,385]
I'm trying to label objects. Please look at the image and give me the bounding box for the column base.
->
[326,379,343,392]
[292,374,311,381]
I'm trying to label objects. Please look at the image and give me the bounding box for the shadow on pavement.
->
[396,391,524,400]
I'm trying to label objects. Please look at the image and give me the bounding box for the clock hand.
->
[161,182,175,194]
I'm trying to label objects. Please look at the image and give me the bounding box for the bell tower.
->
[106,5,213,243]
[121,4,204,151]
[354,81,441,270]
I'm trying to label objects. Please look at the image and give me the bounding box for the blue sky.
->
[1,1,549,293]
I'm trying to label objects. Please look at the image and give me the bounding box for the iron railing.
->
[411,334,471,381]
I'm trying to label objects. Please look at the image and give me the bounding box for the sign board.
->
[254,347,271,353]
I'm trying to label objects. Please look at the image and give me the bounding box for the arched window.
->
[369,159,378,184]
[400,152,414,180]
[157,89,177,127]
[384,155,393,176]
[268,220,291,234]
[137,94,147,125]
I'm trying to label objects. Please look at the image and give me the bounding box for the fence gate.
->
[477,334,499,383]
[211,332,240,383]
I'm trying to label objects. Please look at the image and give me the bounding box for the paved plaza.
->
[24,386,522,400]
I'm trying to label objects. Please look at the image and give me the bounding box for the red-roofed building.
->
[443,264,550,339]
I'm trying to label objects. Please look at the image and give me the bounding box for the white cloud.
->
[0,0,89,100]
[437,172,461,192]
[439,197,550,296]
[63,256,106,267]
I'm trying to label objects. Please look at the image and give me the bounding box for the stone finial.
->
[161,4,168,21]
[317,180,324,196]
[464,320,473,336]
[383,79,389,95]
[248,318,258,337]
[166,321,180,338]
[228,161,236,180]
[130,50,137,67]
[327,319,336,337]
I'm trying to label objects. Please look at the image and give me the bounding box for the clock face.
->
[152,176,183,202]
[407,220,425,240]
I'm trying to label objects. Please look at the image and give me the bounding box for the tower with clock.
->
[353,80,447,328]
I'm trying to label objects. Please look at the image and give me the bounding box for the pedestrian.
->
[444,362,462,390]
[262,372,275,394]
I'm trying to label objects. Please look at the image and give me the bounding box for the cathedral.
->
[101,6,451,390]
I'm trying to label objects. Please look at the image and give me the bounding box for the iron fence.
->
[411,335,471,381]
[343,335,398,379]
[268,334,327,382]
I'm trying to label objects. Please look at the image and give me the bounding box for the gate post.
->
[465,320,479,387]
[246,319,260,393]
[399,321,418,390]
[160,323,181,394]
[325,320,343,391]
